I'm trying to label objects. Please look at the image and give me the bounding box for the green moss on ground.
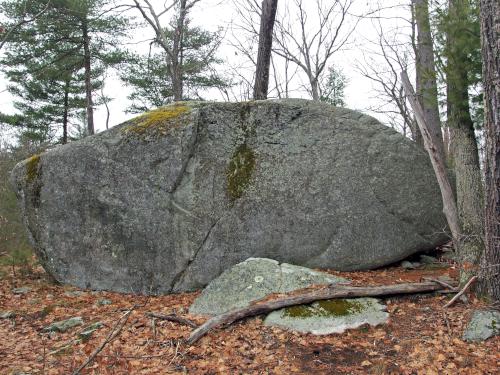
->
[123,103,191,136]
[226,143,256,201]
[282,299,364,319]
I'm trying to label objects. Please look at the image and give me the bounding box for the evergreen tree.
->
[319,66,348,107]
[121,25,227,113]
[0,0,129,139]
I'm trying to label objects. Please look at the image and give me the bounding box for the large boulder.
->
[11,100,448,294]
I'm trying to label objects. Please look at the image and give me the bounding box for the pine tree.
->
[319,66,348,107]
[121,24,226,113]
[0,0,129,139]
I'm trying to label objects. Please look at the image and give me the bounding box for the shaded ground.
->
[0,258,498,374]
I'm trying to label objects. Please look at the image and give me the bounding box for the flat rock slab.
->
[189,258,346,316]
[12,99,448,293]
[463,310,500,342]
[264,298,388,335]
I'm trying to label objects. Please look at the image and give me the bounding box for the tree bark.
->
[187,281,446,345]
[253,0,278,100]
[478,0,500,301]
[446,0,485,285]
[82,18,94,135]
[414,0,444,159]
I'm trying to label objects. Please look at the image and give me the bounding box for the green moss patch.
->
[123,103,191,136]
[226,143,256,201]
[282,299,364,319]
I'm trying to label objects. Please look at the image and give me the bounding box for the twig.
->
[444,276,478,308]
[71,304,137,374]
[145,312,198,328]
[423,277,456,290]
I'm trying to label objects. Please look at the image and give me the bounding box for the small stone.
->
[12,287,31,294]
[401,261,416,269]
[64,291,84,297]
[43,317,84,333]
[0,311,15,319]
[463,310,500,342]
[420,255,438,264]
[79,322,104,341]
[96,299,112,306]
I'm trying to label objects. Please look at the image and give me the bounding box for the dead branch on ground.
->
[187,280,450,345]
[145,312,198,328]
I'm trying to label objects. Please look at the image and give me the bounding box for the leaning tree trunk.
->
[253,0,278,100]
[414,0,445,159]
[82,18,94,135]
[447,0,485,285]
[478,0,500,301]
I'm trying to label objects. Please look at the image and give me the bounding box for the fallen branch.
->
[145,312,198,328]
[187,281,447,345]
[444,275,478,308]
[72,304,137,375]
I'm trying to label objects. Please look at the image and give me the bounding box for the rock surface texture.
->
[11,100,448,294]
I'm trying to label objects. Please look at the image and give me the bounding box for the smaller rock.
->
[43,317,84,333]
[0,311,15,319]
[189,258,346,316]
[64,291,84,297]
[264,298,388,335]
[420,255,438,264]
[12,287,31,294]
[96,299,112,306]
[463,310,500,342]
[79,322,104,341]
[401,261,417,270]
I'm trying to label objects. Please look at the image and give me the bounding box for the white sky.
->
[0,0,412,140]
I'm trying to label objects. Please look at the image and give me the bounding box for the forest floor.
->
[0,255,498,375]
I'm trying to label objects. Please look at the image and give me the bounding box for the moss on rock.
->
[26,154,41,184]
[226,143,256,201]
[282,299,364,319]
[123,103,191,136]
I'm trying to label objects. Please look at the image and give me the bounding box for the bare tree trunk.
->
[253,0,278,100]
[478,0,500,301]
[414,0,444,159]
[82,19,94,135]
[172,0,188,101]
[402,71,462,247]
[62,79,70,144]
[410,1,424,147]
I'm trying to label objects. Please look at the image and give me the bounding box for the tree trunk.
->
[82,18,94,135]
[414,0,444,159]
[402,71,462,247]
[253,0,278,100]
[446,0,485,285]
[478,0,500,301]
[310,76,319,101]
[171,0,187,102]
[410,1,424,147]
[62,78,69,144]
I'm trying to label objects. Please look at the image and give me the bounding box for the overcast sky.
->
[0,0,412,140]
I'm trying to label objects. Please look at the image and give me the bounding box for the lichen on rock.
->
[123,103,191,136]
